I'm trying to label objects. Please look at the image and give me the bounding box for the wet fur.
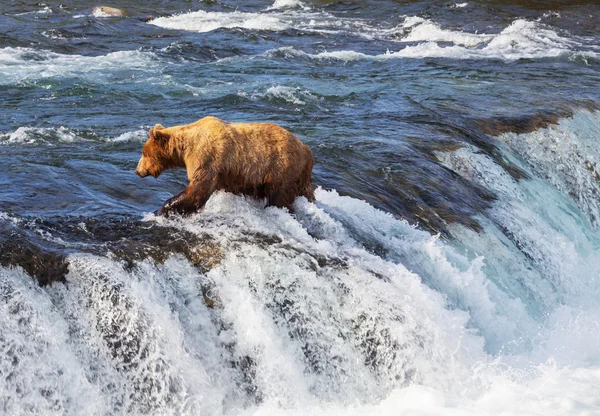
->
[135,116,315,216]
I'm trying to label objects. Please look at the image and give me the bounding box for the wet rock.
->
[477,102,600,137]
[0,214,224,286]
[79,218,224,274]
[201,283,222,309]
[477,108,574,136]
[92,6,127,18]
[0,232,68,286]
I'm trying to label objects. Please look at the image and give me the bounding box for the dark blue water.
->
[1,0,598,227]
[1,1,600,415]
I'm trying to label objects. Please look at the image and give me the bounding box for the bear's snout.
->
[135,157,151,178]
[135,168,149,178]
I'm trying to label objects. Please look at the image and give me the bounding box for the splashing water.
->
[3,168,600,414]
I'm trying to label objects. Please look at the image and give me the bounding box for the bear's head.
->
[135,124,171,178]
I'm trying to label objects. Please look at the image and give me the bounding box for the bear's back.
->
[167,116,312,183]
[194,117,309,163]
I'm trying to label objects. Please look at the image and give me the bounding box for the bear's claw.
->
[154,206,169,217]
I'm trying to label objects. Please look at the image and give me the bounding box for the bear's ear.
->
[149,125,169,145]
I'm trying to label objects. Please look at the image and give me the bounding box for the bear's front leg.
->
[155,188,195,217]
[155,181,214,217]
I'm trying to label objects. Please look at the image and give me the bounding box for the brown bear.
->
[135,116,315,216]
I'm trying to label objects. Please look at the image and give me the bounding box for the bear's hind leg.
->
[302,184,315,202]
[267,189,297,212]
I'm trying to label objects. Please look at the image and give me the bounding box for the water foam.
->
[149,8,376,38]
[239,85,321,108]
[150,10,288,33]
[263,17,589,63]
[269,0,307,10]
[0,47,157,85]
[398,17,491,47]
[264,47,371,62]
[392,18,595,61]
[107,129,149,143]
[0,126,82,145]
[2,183,600,414]
[150,9,591,62]
[241,363,600,416]
[0,126,151,145]
[264,85,307,105]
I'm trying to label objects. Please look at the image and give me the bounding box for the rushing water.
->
[1,1,600,415]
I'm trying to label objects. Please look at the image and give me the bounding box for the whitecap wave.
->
[393,18,595,61]
[0,126,82,145]
[0,47,157,85]
[149,8,376,38]
[264,46,372,62]
[239,85,321,107]
[261,15,594,63]
[263,85,307,105]
[0,126,152,145]
[107,129,149,143]
[267,19,591,62]
[392,17,580,61]
[150,10,288,33]
[264,45,471,62]
[396,16,491,47]
[150,8,592,62]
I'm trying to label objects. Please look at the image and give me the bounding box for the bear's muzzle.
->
[135,157,151,177]
[135,168,149,178]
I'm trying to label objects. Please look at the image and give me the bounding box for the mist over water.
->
[1,1,600,415]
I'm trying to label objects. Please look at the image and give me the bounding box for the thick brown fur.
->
[135,116,315,216]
